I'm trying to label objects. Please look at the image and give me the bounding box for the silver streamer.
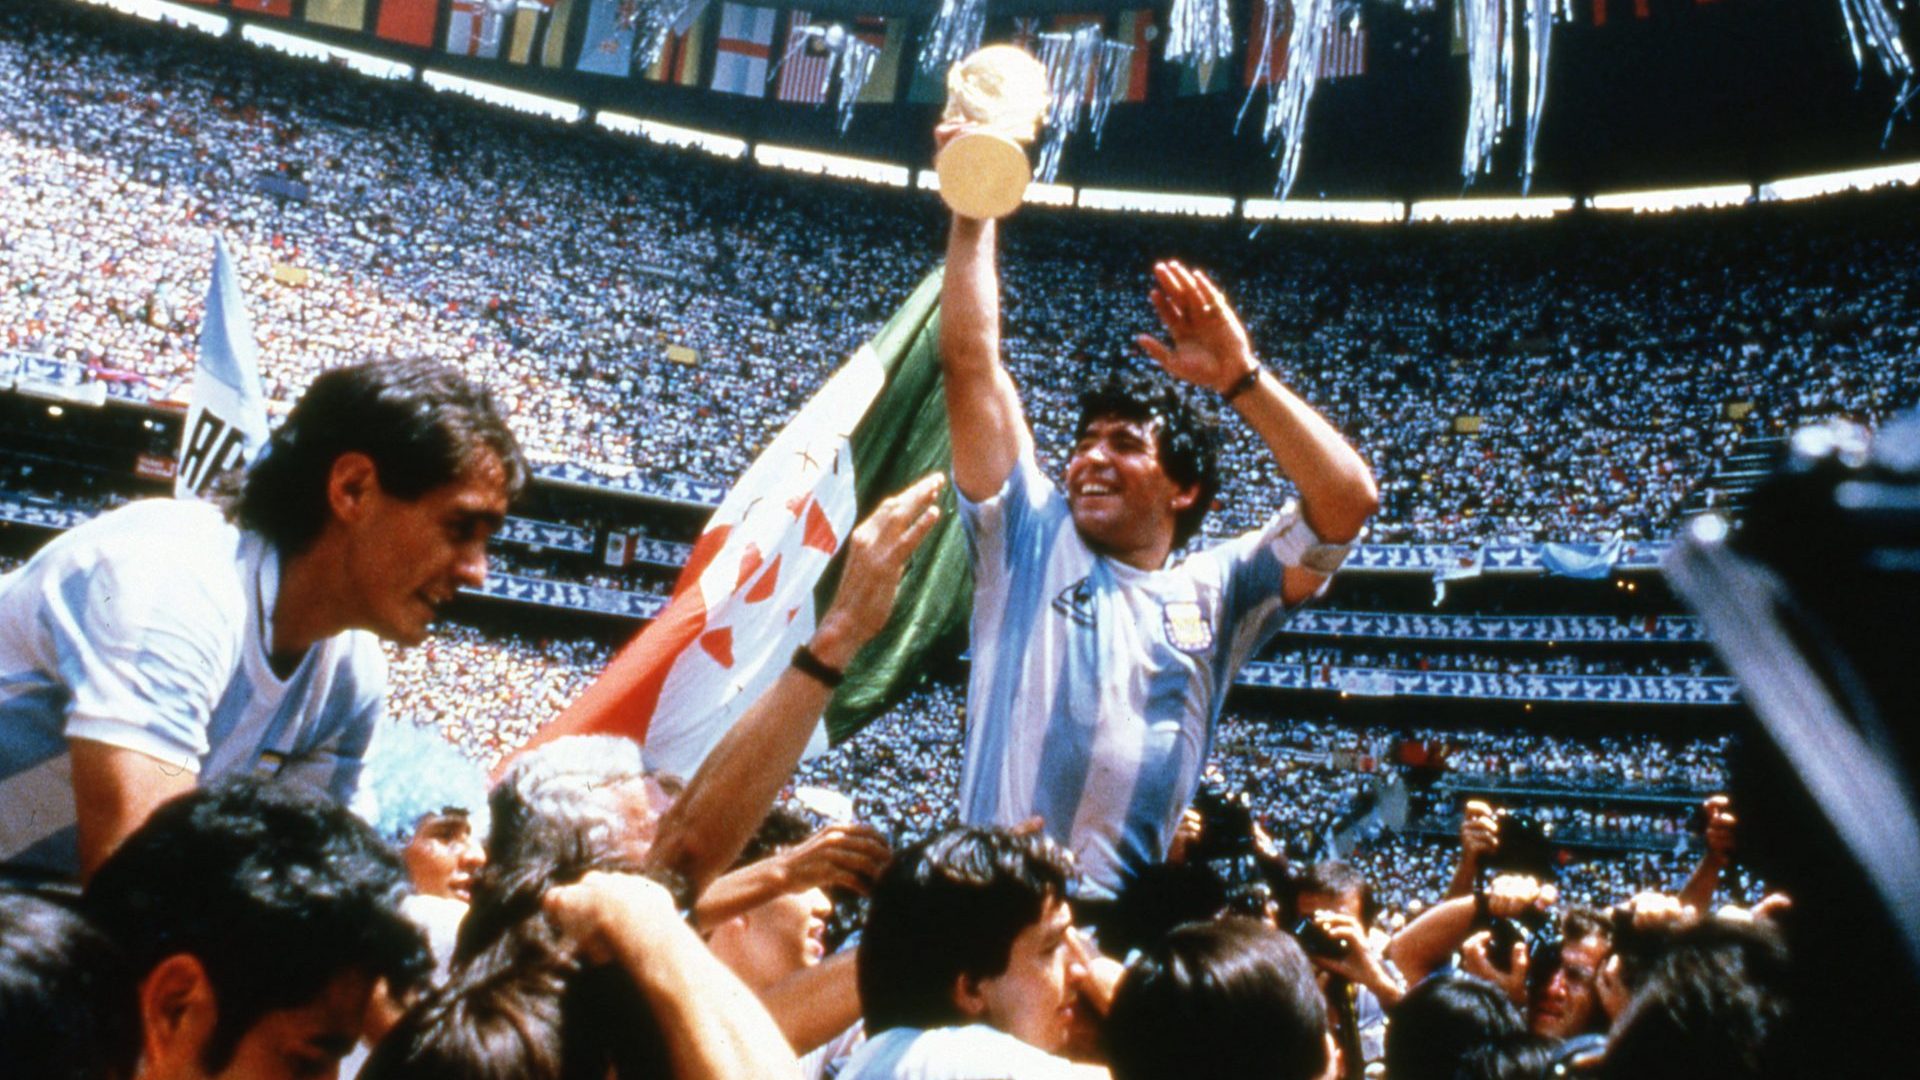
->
[629,0,713,73]
[1033,27,1132,182]
[834,31,881,134]
[1462,0,1566,191]
[1521,0,1556,195]
[1458,0,1513,182]
[917,0,988,77]
[1836,0,1915,84]
[1239,0,1338,199]
[1834,0,1916,142]
[1165,0,1235,68]
[1089,39,1134,144]
[770,24,882,134]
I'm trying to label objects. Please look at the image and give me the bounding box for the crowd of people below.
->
[3,3,1917,551]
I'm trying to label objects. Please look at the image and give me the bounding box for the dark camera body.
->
[1484,809,1558,880]
[1291,915,1352,960]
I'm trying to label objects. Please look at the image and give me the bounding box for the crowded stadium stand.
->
[0,0,1823,906]
[2,0,1916,1075]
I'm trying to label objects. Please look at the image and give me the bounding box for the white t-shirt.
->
[0,499,386,876]
[958,451,1319,899]
[838,1024,1102,1080]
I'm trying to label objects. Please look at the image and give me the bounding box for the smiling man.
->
[937,122,1379,908]
[0,358,524,882]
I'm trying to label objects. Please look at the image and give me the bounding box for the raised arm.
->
[1385,873,1554,987]
[938,124,1033,502]
[1135,261,1378,603]
[546,872,803,1079]
[693,822,890,929]
[644,475,944,898]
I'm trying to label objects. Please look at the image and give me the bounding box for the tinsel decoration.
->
[1461,0,1564,191]
[917,0,989,77]
[628,0,713,73]
[770,24,882,134]
[1458,0,1516,182]
[1089,38,1134,143]
[1521,0,1556,194]
[1033,26,1133,181]
[1239,0,1338,199]
[1836,0,1915,84]
[833,33,881,134]
[1834,0,1916,141]
[1165,0,1235,68]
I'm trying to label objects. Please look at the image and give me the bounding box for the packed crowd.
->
[388,614,1734,904]
[1274,646,1721,679]
[383,623,613,767]
[5,3,1918,550]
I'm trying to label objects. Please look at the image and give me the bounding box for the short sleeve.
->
[957,449,1064,580]
[1189,500,1330,659]
[45,550,238,773]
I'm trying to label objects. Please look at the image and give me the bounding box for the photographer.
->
[1288,861,1404,1072]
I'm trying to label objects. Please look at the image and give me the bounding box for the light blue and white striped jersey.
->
[958,452,1319,900]
[0,499,386,878]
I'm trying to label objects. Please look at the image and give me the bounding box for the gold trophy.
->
[936,45,1051,220]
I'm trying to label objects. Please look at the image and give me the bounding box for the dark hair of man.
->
[228,357,527,555]
[0,891,141,1080]
[1291,859,1378,925]
[371,844,669,1080]
[857,826,1074,1034]
[1384,974,1527,1080]
[1600,920,1790,1080]
[1104,917,1329,1080]
[1074,370,1220,549]
[1454,1032,1559,1080]
[82,778,431,1074]
[733,804,815,870]
[1105,862,1230,959]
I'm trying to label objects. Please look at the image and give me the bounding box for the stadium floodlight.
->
[596,113,747,160]
[1758,160,1920,202]
[1408,196,1575,223]
[753,144,910,189]
[1243,198,1405,224]
[79,0,229,38]
[421,70,584,124]
[1590,183,1753,214]
[1077,187,1235,219]
[240,25,413,82]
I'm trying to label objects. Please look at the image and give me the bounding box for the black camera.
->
[1291,915,1352,960]
[1485,809,1557,880]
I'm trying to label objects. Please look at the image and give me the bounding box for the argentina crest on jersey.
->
[1162,600,1213,653]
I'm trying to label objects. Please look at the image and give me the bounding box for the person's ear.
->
[951,971,990,1019]
[327,451,381,524]
[140,953,218,1077]
[1169,482,1201,515]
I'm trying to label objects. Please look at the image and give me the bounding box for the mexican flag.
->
[507,269,971,779]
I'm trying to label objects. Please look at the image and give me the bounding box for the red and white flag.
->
[505,271,969,779]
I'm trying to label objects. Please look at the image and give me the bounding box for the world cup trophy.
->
[935,45,1051,220]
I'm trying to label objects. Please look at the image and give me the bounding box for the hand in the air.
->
[1134,260,1258,395]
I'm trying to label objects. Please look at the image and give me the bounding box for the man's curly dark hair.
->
[1074,369,1222,549]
